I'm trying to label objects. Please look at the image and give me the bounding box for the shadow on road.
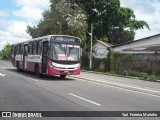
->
[6,68,75,81]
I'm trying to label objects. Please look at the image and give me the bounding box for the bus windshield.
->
[49,42,80,61]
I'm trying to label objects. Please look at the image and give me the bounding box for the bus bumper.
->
[48,67,80,76]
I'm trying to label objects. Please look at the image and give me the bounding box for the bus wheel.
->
[60,75,66,78]
[16,62,21,72]
[35,65,41,78]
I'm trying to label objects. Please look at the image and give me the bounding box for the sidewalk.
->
[81,70,160,83]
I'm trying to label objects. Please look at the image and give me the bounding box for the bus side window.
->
[33,41,37,55]
[11,45,14,55]
[38,40,42,55]
[19,44,21,55]
[17,45,19,55]
[21,44,24,55]
[28,42,32,55]
[24,45,28,56]
[14,46,17,55]
[28,44,30,54]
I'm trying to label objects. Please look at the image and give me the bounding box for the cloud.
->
[0,0,50,50]
[0,10,9,17]
[0,20,32,50]
[120,0,160,40]
[13,7,43,21]
[13,0,50,20]
[14,0,50,8]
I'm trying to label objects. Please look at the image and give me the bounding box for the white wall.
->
[93,42,109,58]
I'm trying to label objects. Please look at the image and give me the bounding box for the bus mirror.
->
[80,48,82,56]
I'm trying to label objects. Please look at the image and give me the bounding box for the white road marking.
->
[0,66,38,81]
[69,93,101,106]
[0,73,5,76]
[75,76,160,94]
[79,79,160,98]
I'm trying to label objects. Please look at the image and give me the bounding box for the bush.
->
[128,70,160,82]
[0,43,11,60]
[108,70,160,82]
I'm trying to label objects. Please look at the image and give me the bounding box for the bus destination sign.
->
[51,36,80,44]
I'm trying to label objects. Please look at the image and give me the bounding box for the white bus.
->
[11,35,81,78]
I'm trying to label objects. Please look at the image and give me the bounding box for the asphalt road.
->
[0,60,160,120]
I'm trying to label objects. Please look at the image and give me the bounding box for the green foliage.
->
[0,43,11,60]
[27,9,69,38]
[81,57,110,71]
[27,0,149,46]
[109,70,121,75]
[27,0,87,39]
[111,51,120,61]
[111,51,134,61]
[128,70,160,82]
[100,36,108,43]
[92,58,101,71]
[107,28,135,45]
[124,54,134,60]
[109,70,160,82]
[0,51,2,59]
[75,0,149,44]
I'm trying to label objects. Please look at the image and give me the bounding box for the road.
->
[0,60,160,120]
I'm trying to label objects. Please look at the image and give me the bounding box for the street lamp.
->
[65,1,95,69]
[89,23,93,70]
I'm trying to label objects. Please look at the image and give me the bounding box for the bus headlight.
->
[76,64,80,69]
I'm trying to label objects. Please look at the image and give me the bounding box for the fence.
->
[111,54,160,75]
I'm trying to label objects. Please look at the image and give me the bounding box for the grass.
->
[128,70,160,82]
[83,69,160,82]
[108,70,160,82]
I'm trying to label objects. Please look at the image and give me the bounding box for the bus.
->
[11,35,81,78]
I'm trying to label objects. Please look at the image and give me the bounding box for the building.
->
[87,40,112,59]
[112,34,160,54]
[92,40,112,58]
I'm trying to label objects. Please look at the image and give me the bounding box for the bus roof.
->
[11,35,81,45]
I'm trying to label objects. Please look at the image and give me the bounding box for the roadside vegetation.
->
[26,0,149,64]
[0,43,11,60]
[82,51,160,82]
[109,70,160,82]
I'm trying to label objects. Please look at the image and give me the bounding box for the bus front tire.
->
[60,75,66,78]
[35,65,41,78]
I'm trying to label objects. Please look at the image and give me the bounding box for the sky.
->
[0,0,160,50]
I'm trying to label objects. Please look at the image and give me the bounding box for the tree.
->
[107,28,135,44]
[27,0,149,45]
[27,9,68,38]
[0,43,11,60]
[27,0,87,39]
[75,0,149,44]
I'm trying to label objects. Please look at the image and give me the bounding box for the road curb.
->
[81,70,160,83]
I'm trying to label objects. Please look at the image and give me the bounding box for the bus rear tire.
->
[16,62,21,72]
[60,75,66,78]
[35,65,41,78]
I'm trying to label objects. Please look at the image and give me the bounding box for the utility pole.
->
[89,23,93,70]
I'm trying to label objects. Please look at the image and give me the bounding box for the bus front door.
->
[42,41,48,73]
[23,44,28,70]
